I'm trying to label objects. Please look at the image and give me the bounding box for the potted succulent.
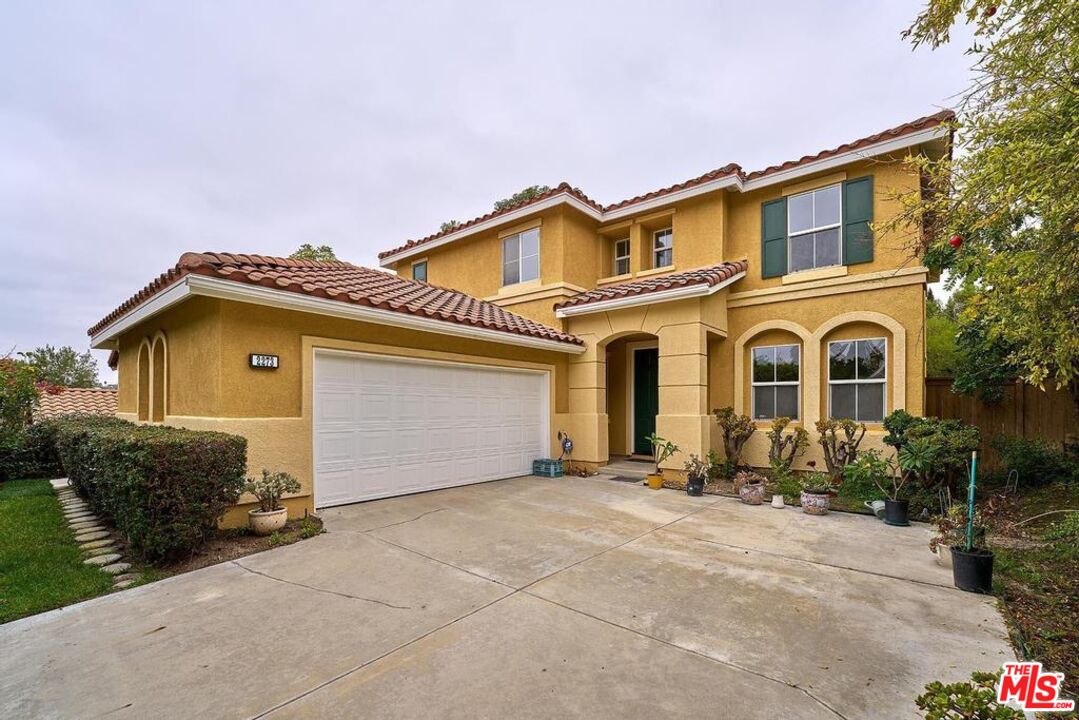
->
[734,470,767,505]
[799,462,833,515]
[645,433,679,490]
[683,455,710,497]
[244,469,302,535]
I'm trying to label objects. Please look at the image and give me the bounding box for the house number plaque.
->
[249,353,280,369]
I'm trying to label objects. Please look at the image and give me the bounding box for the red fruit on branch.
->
[949,235,963,249]
[984,5,997,18]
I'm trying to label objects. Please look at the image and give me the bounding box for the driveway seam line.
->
[684,536,954,590]
[522,590,848,720]
[230,560,412,609]
[249,590,514,719]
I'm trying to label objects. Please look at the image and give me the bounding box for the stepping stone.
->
[114,573,139,582]
[66,514,96,522]
[75,530,110,543]
[83,545,117,557]
[69,521,103,531]
[84,553,122,566]
[102,562,131,575]
[79,538,115,550]
[113,580,136,589]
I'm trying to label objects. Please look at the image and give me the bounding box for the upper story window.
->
[412,260,428,282]
[751,344,799,420]
[653,228,673,268]
[828,337,886,422]
[502,227,540,286]
[788,184,841,273]
[613,239,630,276]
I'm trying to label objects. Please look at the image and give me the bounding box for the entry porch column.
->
[655,323,710,474]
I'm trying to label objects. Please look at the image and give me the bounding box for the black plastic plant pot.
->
[951,545,994,593]
[883,499,910,526]
[686,476,705,497]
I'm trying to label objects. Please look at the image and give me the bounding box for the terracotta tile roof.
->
[88,252,583,347]
[554,260,748,311]
[378,111,953,263]
[377,183,602,261]
[34,387,117,420]
[742,109,954,181]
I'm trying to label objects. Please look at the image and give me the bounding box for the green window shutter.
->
[843,176,874,265]
[761,197,787,278]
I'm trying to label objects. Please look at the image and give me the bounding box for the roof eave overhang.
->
[555,271,745,318]
[378,123,950,266]
[91,275,586,355]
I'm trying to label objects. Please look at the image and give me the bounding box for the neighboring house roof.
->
[88,252,584,349]
[378,110,954,265]
[34,387,117,420]
[554,260,748,317]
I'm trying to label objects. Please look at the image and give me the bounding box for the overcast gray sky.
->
[0,1,973,384]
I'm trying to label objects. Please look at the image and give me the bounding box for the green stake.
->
[966,450,978,552]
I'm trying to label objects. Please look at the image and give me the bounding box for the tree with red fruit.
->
[881,0,1079,419]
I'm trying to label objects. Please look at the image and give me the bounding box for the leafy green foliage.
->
[289,244,338,261]
[646,432,679,475]
[1044,512,1079,541]
[493,185,551,213]
[926,314,960,378]
[890,0,1079,417]
[243,469,302,512]
[712,407,755,473]
[0,479,114,623]
[814,418,866,484]
[0,358,41,480]
[915,669,1023,720]
[439,220,460,233]
[990,435,1078,486]
[765,417,809,470]
[18,345,99,388]
[882,410,979,490]
[48,416,246,561]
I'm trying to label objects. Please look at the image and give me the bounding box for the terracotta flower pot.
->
[249,507,288,535]
[800,491,830,515]
[739,482,765,505]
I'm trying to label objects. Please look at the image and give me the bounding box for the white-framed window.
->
[502,227,540,286]
[751,344,800,420]
[614,238,630,276]
[788,184,841,273]
[653,228,673,268]
[412,260,428,282]
[828,337,886,422]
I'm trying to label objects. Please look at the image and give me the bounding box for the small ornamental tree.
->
[19,345,99,388]
[712,407,755,474]
[766,417,809,471]
[815,419,866,484]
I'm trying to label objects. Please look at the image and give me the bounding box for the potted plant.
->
[799,462,833,515]
[244,469,302,535]
[843,449,916,526]
[645,433,679,490]
[683,455,710,497]
[734,470,767,505]
[951,451,994,593]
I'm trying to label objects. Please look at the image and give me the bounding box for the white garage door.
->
[313,351,549,508]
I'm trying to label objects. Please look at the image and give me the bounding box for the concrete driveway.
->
[0,476,1013,719]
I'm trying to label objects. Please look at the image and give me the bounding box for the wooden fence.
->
[924,378,1077,471]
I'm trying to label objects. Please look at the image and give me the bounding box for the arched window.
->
[151,333,167,422]
[137,340,151,422]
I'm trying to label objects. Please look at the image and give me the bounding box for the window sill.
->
[497,278,542,296]
[636,266,675,279]
[597,272,634,286]
[781,265,847,285]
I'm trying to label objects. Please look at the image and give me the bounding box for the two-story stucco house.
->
[89,111,951,525]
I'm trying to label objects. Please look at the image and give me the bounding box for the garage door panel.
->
[314,352,547,508]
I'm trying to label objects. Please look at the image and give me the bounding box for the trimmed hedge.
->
[46,416,246,561]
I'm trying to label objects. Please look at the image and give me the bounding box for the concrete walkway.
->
[0,477,1014,719]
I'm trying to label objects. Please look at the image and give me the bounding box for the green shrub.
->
[882,411,980,491]
[991,435,1077,486]
[48,416,246,561]
[915,670,1022,719]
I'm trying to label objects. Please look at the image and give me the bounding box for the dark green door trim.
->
[633,347,659,455]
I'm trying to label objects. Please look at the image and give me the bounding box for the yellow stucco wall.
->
[115,298,572,527]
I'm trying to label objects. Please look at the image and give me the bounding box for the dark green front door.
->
[633,348,659,455]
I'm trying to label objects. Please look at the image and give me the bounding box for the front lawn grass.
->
[0,479,114,624]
